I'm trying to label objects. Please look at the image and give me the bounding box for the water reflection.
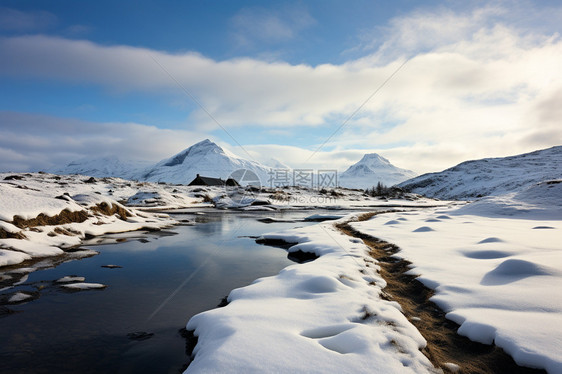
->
[0,210,328,374]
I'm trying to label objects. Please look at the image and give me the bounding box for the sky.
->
[1,0,561,174]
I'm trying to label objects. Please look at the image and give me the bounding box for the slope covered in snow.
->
[49,156,150,180]
[0,173,180,267]
[398,146,562,200]
[185,218,436,374]
[184,178,561,373]
[136,139,273,185]
[339,153,417,189]
[351,181,562,373]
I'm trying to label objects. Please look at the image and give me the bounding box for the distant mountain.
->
[398,146,562,200]
[137,139,273,185]
[50,156,150,180]
[338,153,417,189]
[263,157,291,170]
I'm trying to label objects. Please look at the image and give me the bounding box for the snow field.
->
[185,220,438,374]
[351,206,562,373]
[0,173,178,267]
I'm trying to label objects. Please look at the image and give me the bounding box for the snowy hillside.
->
[398,146,562,200]
[263,157,291,170]
[50,156,150,180]
[137,139,273,185]
[339,153,417,189]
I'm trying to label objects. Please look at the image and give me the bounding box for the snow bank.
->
[351,199,562,373]
[0,173,178,267]
[0,183,84,221]
[185,219,436,373]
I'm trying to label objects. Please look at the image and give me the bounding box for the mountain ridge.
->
[398,145,562,200]
[136,139,272,185]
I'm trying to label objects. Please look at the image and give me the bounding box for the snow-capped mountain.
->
[263,157,291,170]
[338,153,417,189]
[137,139,273,185]
[49,156,150,180]
[398,146,562,200]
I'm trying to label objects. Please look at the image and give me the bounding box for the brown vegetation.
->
[0,228,26,239]
[337,214,545,374]
[90,202,130,221]
[10,202,130,230]
[12,210,89,229]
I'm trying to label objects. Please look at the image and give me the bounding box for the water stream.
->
[0,210,344,374]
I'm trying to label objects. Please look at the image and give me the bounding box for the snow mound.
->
[185,219,435,373]
[481,259,557,285]
[351,198,562,373]
[453,179,562,219]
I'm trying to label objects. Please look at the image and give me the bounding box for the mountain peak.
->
[339,152,416,188]
[138,139,273,184]
[358,153,391,166]
[163,139,223,167]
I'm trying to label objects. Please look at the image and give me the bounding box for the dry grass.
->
[11,202,130,229]
[337,215,546,374]
[12,209,89,228]
[90,202,130,221]
[0,228,26,239]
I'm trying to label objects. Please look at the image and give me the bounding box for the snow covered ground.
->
[399,145,562,200]
[185,218,438,374]
[184,180,561,373]
[349,181,562,373]
[6,170,559,372]
[0,172,443,268]
[0,172,180,267]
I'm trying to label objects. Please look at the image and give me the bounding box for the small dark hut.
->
[188,174,240,187]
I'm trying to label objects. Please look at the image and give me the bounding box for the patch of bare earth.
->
[90,202,130,220]
[0,228,26,239]
[337,213,546,374]
[12,210,89,229]
[10,202,130,230]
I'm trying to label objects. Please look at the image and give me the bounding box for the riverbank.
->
[184,182,561,373]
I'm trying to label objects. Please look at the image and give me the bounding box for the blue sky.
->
[1,0,561,173]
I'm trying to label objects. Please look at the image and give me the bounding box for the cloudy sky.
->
[1,0,561,174]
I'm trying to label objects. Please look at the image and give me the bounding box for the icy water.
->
[0,210,336,374]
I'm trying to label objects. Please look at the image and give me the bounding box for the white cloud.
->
[0,3,561,174]
[0,111,207,172]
